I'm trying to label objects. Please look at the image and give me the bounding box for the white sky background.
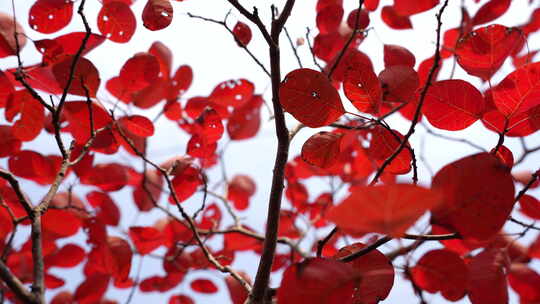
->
[1,0,540,303]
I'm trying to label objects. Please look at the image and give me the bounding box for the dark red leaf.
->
[232,22,252,46]
[279,68,344,127]
[384,44,416,68]
[301,132,343,168]
[381,6,412,30]
[169,294,194,304]
[0,126,21,157]
[142,0,173,31]
[346,9,370,30]
[379,65,419,103]
[227,95,263,140]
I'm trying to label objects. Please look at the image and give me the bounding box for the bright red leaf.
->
[393,0,439,16]
[343,63,382,114]
[492,62,540,117]
[381,6,412,30]
[455,25,522,80]
[98,1,136,43]
[28,0,73,34]
[52,56,100,97]
[423,79,485,130]
[118,115,155,137]
[468,249,509,304]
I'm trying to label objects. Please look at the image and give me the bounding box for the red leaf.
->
[6,90,45,141]
[42,209,82,238]
[279,68,344,127]
[105,236,133,281]
[129,226,163,255]
[169,65,193,99]
[301,131,343,168]
[119,53,160,91]
[328,184,442,237]
[468,249,509,304]
[36,32,106,64]
[118,115,155,137]
[0,69,14,106]
[277,258,358,304]
[8,150,55,185]
[333,243,394,303]
[98,1,136,43]
[472,0,511,26]
[508,264,540,303]
[46,244,86,268]
[63,101,111,144]
[227,95,263,140]
[431,153,515,241]
[368,126,412,175]
[455,25,522,80]
[80,163,128,192]
[394,0,439,16]
[492,62,540,117]
[343,63,382,114]
[209,79,254,108]
[227,175,256,211]
[232,22,252,46]
[225,272,251,304]
[519,194,540,220]
[74,274,110,304]
[378,65,419,103]
[411,249,468,301]
[149,41,172,78]
[86,191,120,226]
[0,13,27,58]
[346,9,370,30]
[170,165,201,202]
[169,294,194,304]
[384,44,416,68]
[423,79,485,130]
[28,0,73,34]
[381,6,412,30]
[316,4,344,34]
[52,56,100,97]
[142,0,173,31]
[0,126,21,157]
[190,278,218,294]
[364,0,379,11]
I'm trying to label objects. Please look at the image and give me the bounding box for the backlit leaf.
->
[279,68,344,127]
[328,184,442,237]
